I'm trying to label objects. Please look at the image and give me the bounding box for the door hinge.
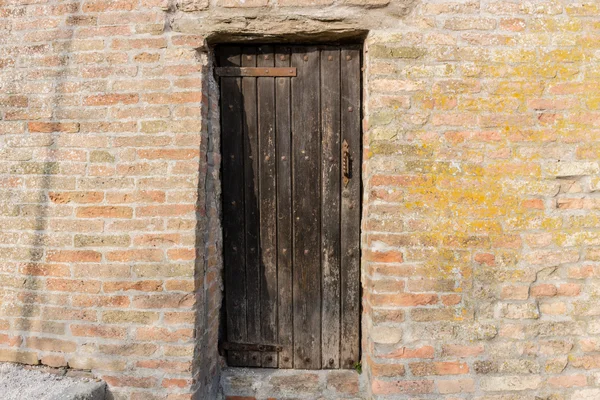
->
[220,341,283,353]
[215,67,297,77]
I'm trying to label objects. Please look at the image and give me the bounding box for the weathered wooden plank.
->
[291,46,322,369]
[257,45,278,368]
[275,46,294,369]
[319,47,342,369]
[340,47,361,370]
[241,46,262,367]
[216,66,296,77]
[219,46,247,367]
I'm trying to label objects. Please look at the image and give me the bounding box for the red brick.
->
[47,250,101,263]
[531,284,558,297]
[442,344,484,357]
[106,250,163,262]
[474,252,495,265]
[136,360,191,372]
[82,0,137,12]
[28,122,80,133]
[372,379,434,395]
[558,283,581,296]
[364,249,404,263]
[371,362,406,377]
[410,361,469,376]
[70,325,127,339]
[49,192,104,204]
[135,327,194,342]
[132,293,194,309]
[0,334,22,347]
[84,94,139,106]
[142,92,201,104]
[26,337,77,353]
[442,294,462,305]
[522,199,544,209]
[72,295,130,308]
[137,205,195,217]
[547,375,587,388]
[167,248,195,261]
[137,149,198,160]
[162,378,191,389]
[369,293,438,307]
[41,355,67,368]
[102,375,158,388]
[103,280,163,292]
[19,263,70,277]
[46,278,101,294]
[381,346,435,359]
[76,206,133,219]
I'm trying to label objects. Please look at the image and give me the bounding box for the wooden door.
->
[218,45,361,370]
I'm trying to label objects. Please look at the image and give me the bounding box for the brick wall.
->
[1,0,600,399]
[0,0,214,398]
[362,2,600,398]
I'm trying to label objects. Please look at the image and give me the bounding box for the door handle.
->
[342,139,350,187]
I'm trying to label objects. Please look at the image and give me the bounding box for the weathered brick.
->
[372,379,434,395]
[68,357,126,371]
[441,344,484,357]
[410,361,469,376]
[49,191,104,204]
[102,311,159,325]
[26,337,77,353]
[46,278,102,293]
[369,293,438,307]
[135,327,194,342]
[0,349,39,365]
[28,122,80,133]
[547,374,587,388]
[270,373,319,392]
[381,346,435,359]
[106,249,163,262]
[98,343,158,357]
[76,206,133,219]
[84,94,139,106]
[102,375,158,388]
[74,234,131,247]
[70,325,128,339]
[47,250,102,263]
[480,375,542,391]
[103,280,163,292]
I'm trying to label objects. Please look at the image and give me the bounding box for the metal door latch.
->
[342,139,351,187]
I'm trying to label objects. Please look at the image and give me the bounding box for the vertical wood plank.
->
[320,47,342,369]
[219,46,247,367]
[291,46,322,369]
[241,46,261,367]
[257,45,278,368]
[275,46,294,369]
[340,47,361,369]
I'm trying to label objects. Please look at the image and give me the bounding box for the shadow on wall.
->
[191,47,224,399]
[190,44,270,396]
[9,10,76,355]
[192,44,282,396]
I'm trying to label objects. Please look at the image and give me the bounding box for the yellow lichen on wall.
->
[363,4,600,397]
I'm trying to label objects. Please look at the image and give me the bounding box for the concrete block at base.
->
[48,381,107,400]
[0,363,106,400]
